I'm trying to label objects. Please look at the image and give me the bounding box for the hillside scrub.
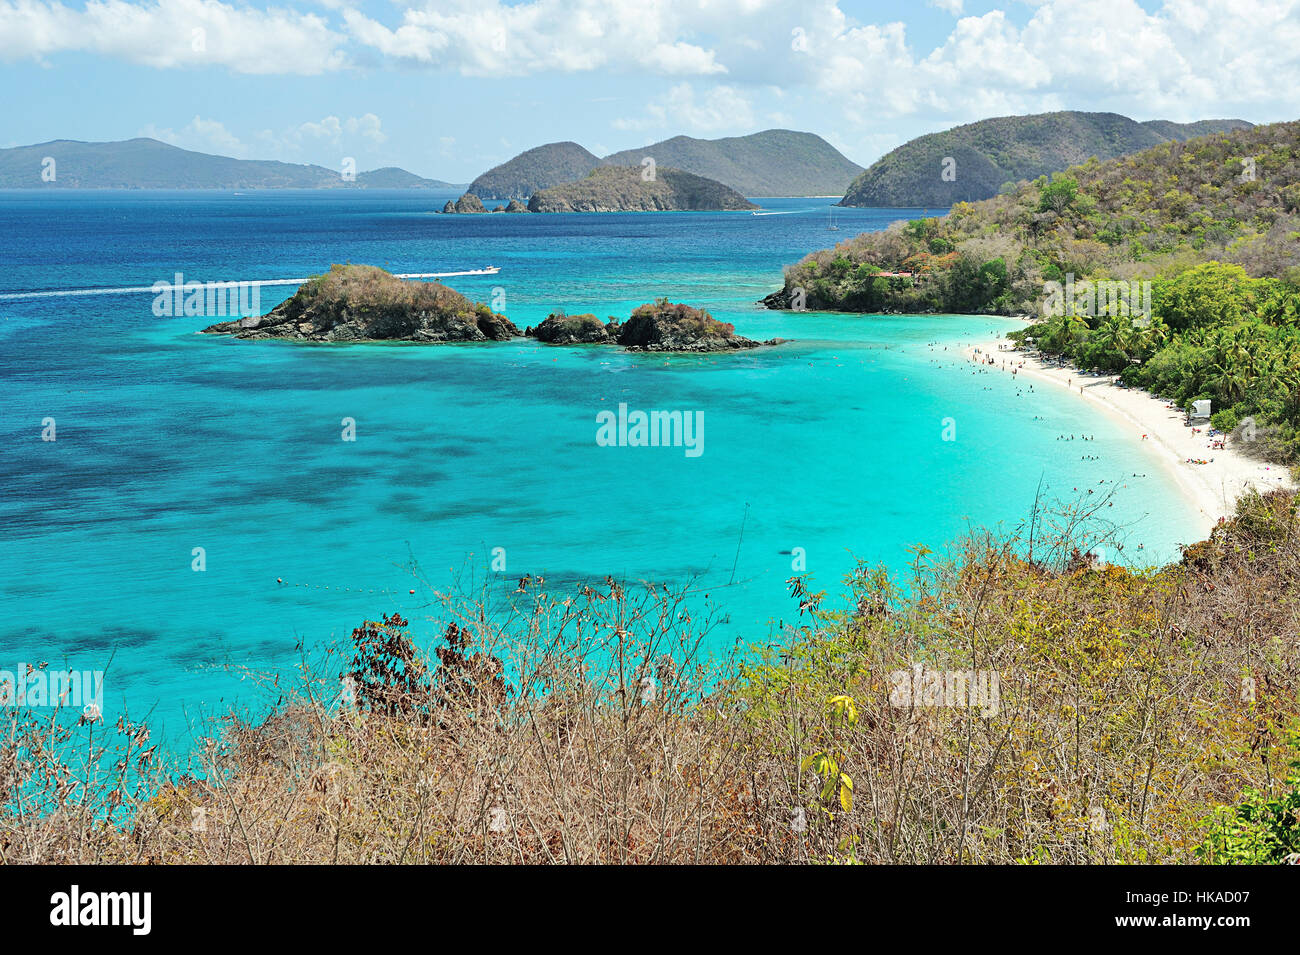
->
[4,490,1300,864]
[838,111,1252,208]
[776,122,1300,462]
[779,120,1300,316]
[527,166,757,212]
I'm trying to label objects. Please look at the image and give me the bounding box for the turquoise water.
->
[0,191,1203,745]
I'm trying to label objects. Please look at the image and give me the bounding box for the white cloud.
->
[139,116,255,157]
[781,0,1300,125]
[290,113,386,145]
[0,0,347,74]
[341,0,735,77]
[616,83,755,133]
[3,0,1299,128]
[139,113,387,159]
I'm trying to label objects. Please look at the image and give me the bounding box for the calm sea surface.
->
[0,190,1202,744]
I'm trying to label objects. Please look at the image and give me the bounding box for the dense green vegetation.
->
[1199,729,1300,864]
[839,111,1250,207]
[1017,262,1300,460]
[527,166,757,212]
[778,121,1300,458]
[786,120,1300,312]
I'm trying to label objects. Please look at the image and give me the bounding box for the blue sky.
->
[1,0,1297,181]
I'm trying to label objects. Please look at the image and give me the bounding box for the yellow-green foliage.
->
[297,263,484,316]
[4,493,1299,864]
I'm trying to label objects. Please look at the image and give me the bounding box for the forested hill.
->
[467,142,603,200]
[769,120,1300,460]
[839,112,1252,208]
[776,120,1300,314]
[527,166,757,212]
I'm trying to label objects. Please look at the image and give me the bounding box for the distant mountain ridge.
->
[0,138,460,189]
[839,112,1254,208]
[601,130,863,197]
[469,129,863,199]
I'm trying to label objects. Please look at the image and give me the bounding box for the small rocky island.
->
[201,264,518,343]
[440,166,758,214]
[441,194,529,213]
[203,267,784,351]
[442,193,487,214]
[525,300,783,352]
[528,166,758,212]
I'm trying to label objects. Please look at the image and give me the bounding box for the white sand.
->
[959,327,1292,536]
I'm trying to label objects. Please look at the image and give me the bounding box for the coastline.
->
[959,321,1293,537]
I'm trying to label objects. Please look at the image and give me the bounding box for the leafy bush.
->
[1198,731,1300,864]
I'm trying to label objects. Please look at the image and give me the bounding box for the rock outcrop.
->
[202,265,518,343]
[615,300,780,351]
[525,301,783,352]
[441,193,488,213]
[524,312,618,344]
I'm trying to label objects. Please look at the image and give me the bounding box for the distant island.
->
[839,111,1252,208]
[441,195,528,213]
[527,166,757,212]
[203,266,781,351]
[468,129,863,199]
[441,166,757,214]
[0,138,462,190]
[467,142,604,200]
[202,265,518,343]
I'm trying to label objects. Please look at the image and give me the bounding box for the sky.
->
[1,0,1298,182]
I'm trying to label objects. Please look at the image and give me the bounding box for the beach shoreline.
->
[959,322,1293,538]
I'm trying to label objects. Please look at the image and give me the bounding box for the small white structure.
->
[1190,399,1212,420]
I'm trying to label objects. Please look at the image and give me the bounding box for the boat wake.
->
[0,268,501,301]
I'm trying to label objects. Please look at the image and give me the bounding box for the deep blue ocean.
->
[0,189,1203,746]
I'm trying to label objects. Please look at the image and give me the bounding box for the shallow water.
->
[0,190,1202,744]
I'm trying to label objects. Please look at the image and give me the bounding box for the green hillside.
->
[527,165,757,212]
[840,112,1252,208]
[467,142,602,199]
[771,120,1300,458]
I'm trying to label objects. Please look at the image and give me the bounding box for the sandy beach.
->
[959,326,1293,537]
